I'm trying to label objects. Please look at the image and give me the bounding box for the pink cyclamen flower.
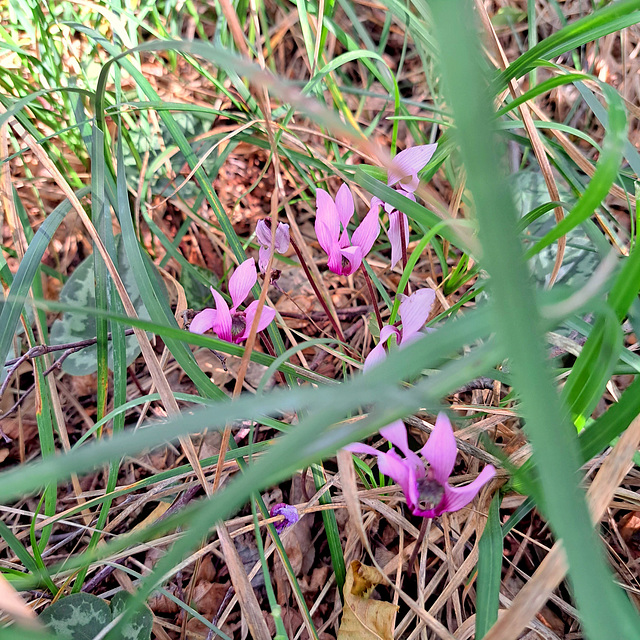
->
[315,184,381,276]
[364,288,436,371]
[384,144,438,269]
[270,503,300,533]
[189,258,276,344]
[255,219,290,273]
[347,414,495,518]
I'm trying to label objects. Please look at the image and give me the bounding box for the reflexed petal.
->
[377,449,415,505]
[255,219,271,246]
[363,325,400,372]
[229,258,257,310]
[258,245,270,274]
[387,211,409,269]
[274,223,290,253]
[437,465,496,515]
[316,188,340,249]
[211,288,233,342]
[316,220,338,255]
[345,442,383,457]
[189,308,217,334]
[338,228,351,249]
[335,183,355,227]
[420,412,458,484]
[387,144,438,191]
[380,420,423,470]
[399,288,436,343]
[351,207,380,258]
[240,300,276,341]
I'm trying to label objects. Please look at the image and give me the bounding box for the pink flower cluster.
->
[349,287,496,518]
[315,144,437,274]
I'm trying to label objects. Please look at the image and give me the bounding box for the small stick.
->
[359,263,384,331]
[406,517,429,579]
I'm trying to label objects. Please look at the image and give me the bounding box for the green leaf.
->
[475,493,502,638]
[110,592,152,640]
[39,594,111,640]
[49,236,156,375]
[561,310,623,432]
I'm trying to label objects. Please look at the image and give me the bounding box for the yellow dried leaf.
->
[337,561,399,640]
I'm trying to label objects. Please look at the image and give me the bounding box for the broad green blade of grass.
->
[427,1,640,637]
[475,493,502,639]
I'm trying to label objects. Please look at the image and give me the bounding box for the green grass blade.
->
[426,1,640,637]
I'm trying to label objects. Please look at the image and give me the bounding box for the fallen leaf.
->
[337,561,398,640]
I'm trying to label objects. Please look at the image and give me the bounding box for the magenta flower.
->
[347,414,495,518]
[384,144,438,269]
[315,184,381,276]
[255,219,290,273]
[189,258,276,344]
[270,503,300,533]
[364,288,436,371]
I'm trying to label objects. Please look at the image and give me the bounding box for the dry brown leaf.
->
[337,561,398,640]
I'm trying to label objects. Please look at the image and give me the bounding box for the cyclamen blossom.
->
[364,288,436,371]
[255,219,290,273]
[384,144,438,269]
[347,414,495,518]
[315,184,380,276]
[189,258,275,344]
[270,503,300,533]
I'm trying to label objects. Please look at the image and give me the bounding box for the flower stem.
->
[399,212,408,272]
[289,236,346,343]
[360,263,384,331]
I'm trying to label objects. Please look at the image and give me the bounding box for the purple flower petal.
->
[399,288,436,344]
[258,245,270,274]
[387,210,409,269]
[315,189,340,252]
[363,325,400,372]
[189,308,217,334]
[211,288,233,343]
[229,258,257,310]
[239,300,276,341]
[351,205,380,259]
[270,503,299,533]
[377,449,416,505]
[437,465,496,515]
[328,245,361,276]
[387,144,438,192]
[345,442,383,457]
[316,220,339,256]
[335,183,355,228]
[255,219,272,246]
[274,223,290,253]
[420,412,458,485]
[380,420,424,471]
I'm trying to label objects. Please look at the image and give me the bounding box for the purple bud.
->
[270,503,299,533]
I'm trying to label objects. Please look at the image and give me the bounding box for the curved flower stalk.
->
[255,219,290,273]
[383,144,438,268]
[315,184,381,276]
[347,414,495,518]
[364,288,436,371]
[189,258,276,344]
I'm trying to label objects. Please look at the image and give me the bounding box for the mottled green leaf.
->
[39,593,110,640]
[49,236,159,375]
[110,592,152,640]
